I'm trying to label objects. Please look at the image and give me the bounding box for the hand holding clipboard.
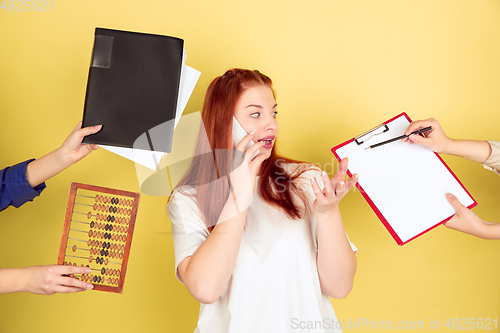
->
[331,113,477,245]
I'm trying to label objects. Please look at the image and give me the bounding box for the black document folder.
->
[82,28,184,153]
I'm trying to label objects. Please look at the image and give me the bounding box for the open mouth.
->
[258,139,273,145]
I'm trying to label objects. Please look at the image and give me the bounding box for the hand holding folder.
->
[82,28,200,170]
[331,113,476,245]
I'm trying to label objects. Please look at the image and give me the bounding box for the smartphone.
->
[232,116,259,158]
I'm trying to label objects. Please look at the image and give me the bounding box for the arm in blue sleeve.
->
[0,159,46,212]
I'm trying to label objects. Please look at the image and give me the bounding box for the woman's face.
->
[233,85,277,154]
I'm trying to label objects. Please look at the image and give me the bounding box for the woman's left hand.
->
[310,158,358,217]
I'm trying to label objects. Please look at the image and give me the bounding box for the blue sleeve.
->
[0,159,46,212]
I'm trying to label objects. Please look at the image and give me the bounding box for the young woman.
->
[167,69,358,332]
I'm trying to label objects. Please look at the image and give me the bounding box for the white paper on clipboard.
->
[332,113,476,245]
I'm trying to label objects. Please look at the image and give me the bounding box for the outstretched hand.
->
[443,193,495,239]
[25,265,94,295]
[58,122,102,165]
[310,158,358,218]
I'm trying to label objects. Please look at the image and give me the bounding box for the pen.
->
[365,126,432,150]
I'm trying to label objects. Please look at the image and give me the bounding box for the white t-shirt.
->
[167,164,357,333]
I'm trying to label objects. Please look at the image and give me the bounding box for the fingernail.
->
[321,171,328,178]
[446,193,453,198]
[87,284,94,290]
[339,181,344,186]
[354,173,359,179]
[310,177,317,183]
[85,268,92,274]
[409,134,416,141]
[249,132,255,135]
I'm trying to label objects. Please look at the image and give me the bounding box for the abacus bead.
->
[119,252,124,259]
[101,268,105,275]
[89,256,93,263]
[87,212,92,219]
[95,195,99,202]
[105,258,108,266]
[72,245,77,252]
[93,203,98,211]
[88,230,93,237]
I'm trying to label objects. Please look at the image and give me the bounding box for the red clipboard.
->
[331,112,477,245]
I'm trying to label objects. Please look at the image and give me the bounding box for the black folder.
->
[82,28,184,153]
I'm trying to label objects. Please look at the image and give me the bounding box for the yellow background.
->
[1,0,500,332]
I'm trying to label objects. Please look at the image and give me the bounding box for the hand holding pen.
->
[401,118,454,154]
[365,126,432,150]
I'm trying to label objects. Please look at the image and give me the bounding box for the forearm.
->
[316,208,357,299]
[0,268,30,294]
[443,140,491,164]
[181,196,247,303]
[25,148,73,187]
[462,219,500,240]
[481,222,500,239]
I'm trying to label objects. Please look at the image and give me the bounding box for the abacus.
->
[57,183,140,293]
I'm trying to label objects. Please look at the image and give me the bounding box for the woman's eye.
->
[250,112,260,118]
[273,111,278,118]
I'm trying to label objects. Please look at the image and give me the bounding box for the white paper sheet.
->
[335,114,475,244]
[100,50,201,170]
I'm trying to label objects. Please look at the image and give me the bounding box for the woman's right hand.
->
[402,118,453,154]
[229,132,267,211]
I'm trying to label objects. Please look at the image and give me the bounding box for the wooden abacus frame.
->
[57,183,140,293]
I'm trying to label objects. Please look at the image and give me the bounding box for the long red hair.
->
[173,68,314,232]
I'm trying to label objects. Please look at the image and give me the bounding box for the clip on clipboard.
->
[331,112,477,245]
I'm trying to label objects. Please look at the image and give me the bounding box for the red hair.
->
[173,68,314,232]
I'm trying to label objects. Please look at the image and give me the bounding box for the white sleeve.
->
[299,167,358,253]
[167,189,209,283]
